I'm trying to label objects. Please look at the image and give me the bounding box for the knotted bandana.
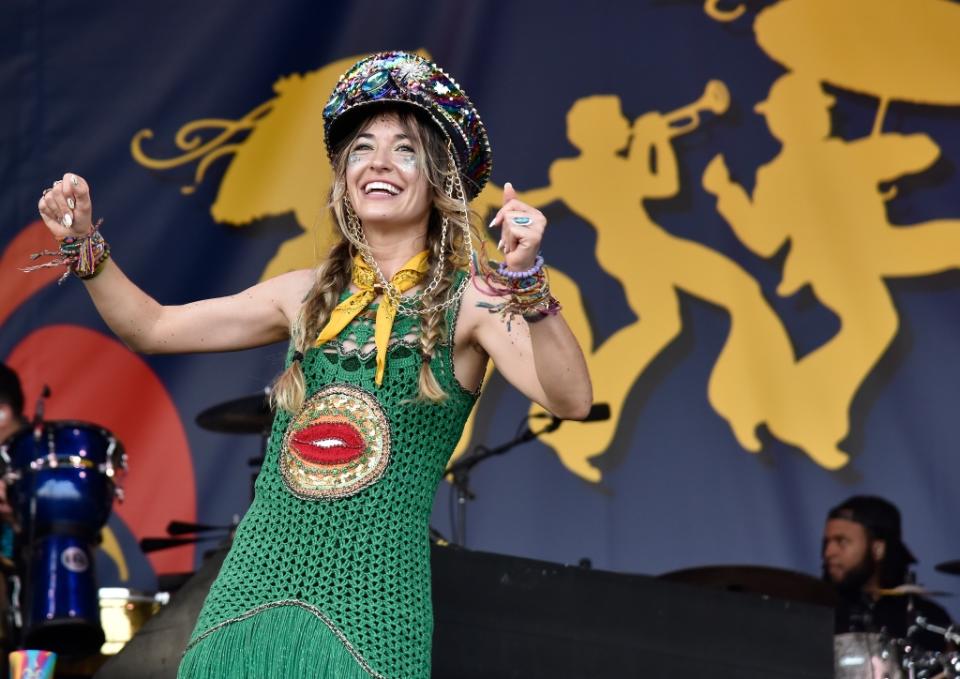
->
[315,250,430,385]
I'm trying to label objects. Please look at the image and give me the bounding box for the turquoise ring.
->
[511,215,533,226]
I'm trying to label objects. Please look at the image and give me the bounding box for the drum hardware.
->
[97,588,170,655]
[914,617,960,649]
[878,584,954,598]
[52,587,171,676]
[140,535,224,553]
[196,388,273,501]
[166,519,233,535]
[897,621,960,679]
[195,389,272,435]
[139,518,235,553]
[659,564,839,607]
[9,574,21,630]
[852,583,960,679]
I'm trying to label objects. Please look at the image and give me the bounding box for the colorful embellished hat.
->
[323,51,492,200]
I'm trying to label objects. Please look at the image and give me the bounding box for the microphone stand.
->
[446,418,561,548]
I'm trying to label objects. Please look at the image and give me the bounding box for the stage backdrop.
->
[2,0,959,619]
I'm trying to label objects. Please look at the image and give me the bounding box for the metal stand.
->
[446,418,561,547]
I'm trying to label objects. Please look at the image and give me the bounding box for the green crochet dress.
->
[178,280,478,679]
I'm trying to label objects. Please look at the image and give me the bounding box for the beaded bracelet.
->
[497,255,544,280]
[22,219,110,284]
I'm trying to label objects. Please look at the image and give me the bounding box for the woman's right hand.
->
[37,172,95,240]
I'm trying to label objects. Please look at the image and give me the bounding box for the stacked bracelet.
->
[473,252,562,331]
[23,219,110,284]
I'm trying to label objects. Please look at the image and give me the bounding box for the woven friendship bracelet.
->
[22,219,110,284]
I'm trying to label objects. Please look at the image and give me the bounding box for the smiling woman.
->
[31,51,591,679]
[345,114,433,225]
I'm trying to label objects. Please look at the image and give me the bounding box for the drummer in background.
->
[0,363,22,523]
[823,495,953,652]
[0,363,24,652]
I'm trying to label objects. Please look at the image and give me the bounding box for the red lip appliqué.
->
[290,422,364,465]
[281,384,391,500]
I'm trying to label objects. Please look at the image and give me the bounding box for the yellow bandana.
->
[314,250,430,386]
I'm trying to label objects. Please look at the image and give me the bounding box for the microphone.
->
[580,403,611,422]
[532,403,611,432]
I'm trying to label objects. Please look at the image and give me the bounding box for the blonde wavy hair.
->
[271,106,483,414]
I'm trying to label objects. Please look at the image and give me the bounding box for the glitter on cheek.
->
[397,154,418,173]
[348,152,364,165]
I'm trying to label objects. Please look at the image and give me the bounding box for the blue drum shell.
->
[2,422,122,537]
[26,466,115,536]
[24,533,105,656]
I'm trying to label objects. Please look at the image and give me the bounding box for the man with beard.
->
[823,495,953,652]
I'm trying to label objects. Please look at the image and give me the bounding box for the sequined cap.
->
[323,51,492,200]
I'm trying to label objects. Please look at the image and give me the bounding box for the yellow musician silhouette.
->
[513,85,826,481]
[701,0,960,471]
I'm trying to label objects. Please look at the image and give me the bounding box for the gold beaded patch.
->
[280,384,391,499]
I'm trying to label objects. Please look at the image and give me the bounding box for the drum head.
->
[3,420,124,469]
[834,633,903,679]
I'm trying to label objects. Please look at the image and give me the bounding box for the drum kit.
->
[0,388,268,667]
[662,564,960,679]
[0,416,126,657]
[832,607,960,679]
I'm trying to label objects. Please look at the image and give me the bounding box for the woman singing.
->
[33,51,591,678]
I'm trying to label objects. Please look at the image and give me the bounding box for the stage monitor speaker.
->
[95,543,833,679]
[430,545,833,679]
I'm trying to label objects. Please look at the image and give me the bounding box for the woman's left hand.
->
[489,181,545,272]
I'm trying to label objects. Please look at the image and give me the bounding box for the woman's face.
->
[345,112,432,231]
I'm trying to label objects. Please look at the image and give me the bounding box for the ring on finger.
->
[511,215,533,226]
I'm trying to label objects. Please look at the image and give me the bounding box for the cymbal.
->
[935,560,960,576]
[659,565,837,607]
[195,393,272,435]
[877,584,953,598]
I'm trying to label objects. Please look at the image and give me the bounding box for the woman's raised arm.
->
[36,173,312,354]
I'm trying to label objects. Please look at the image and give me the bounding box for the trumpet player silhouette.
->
[509,86,844,481]
[703,72,959,472]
